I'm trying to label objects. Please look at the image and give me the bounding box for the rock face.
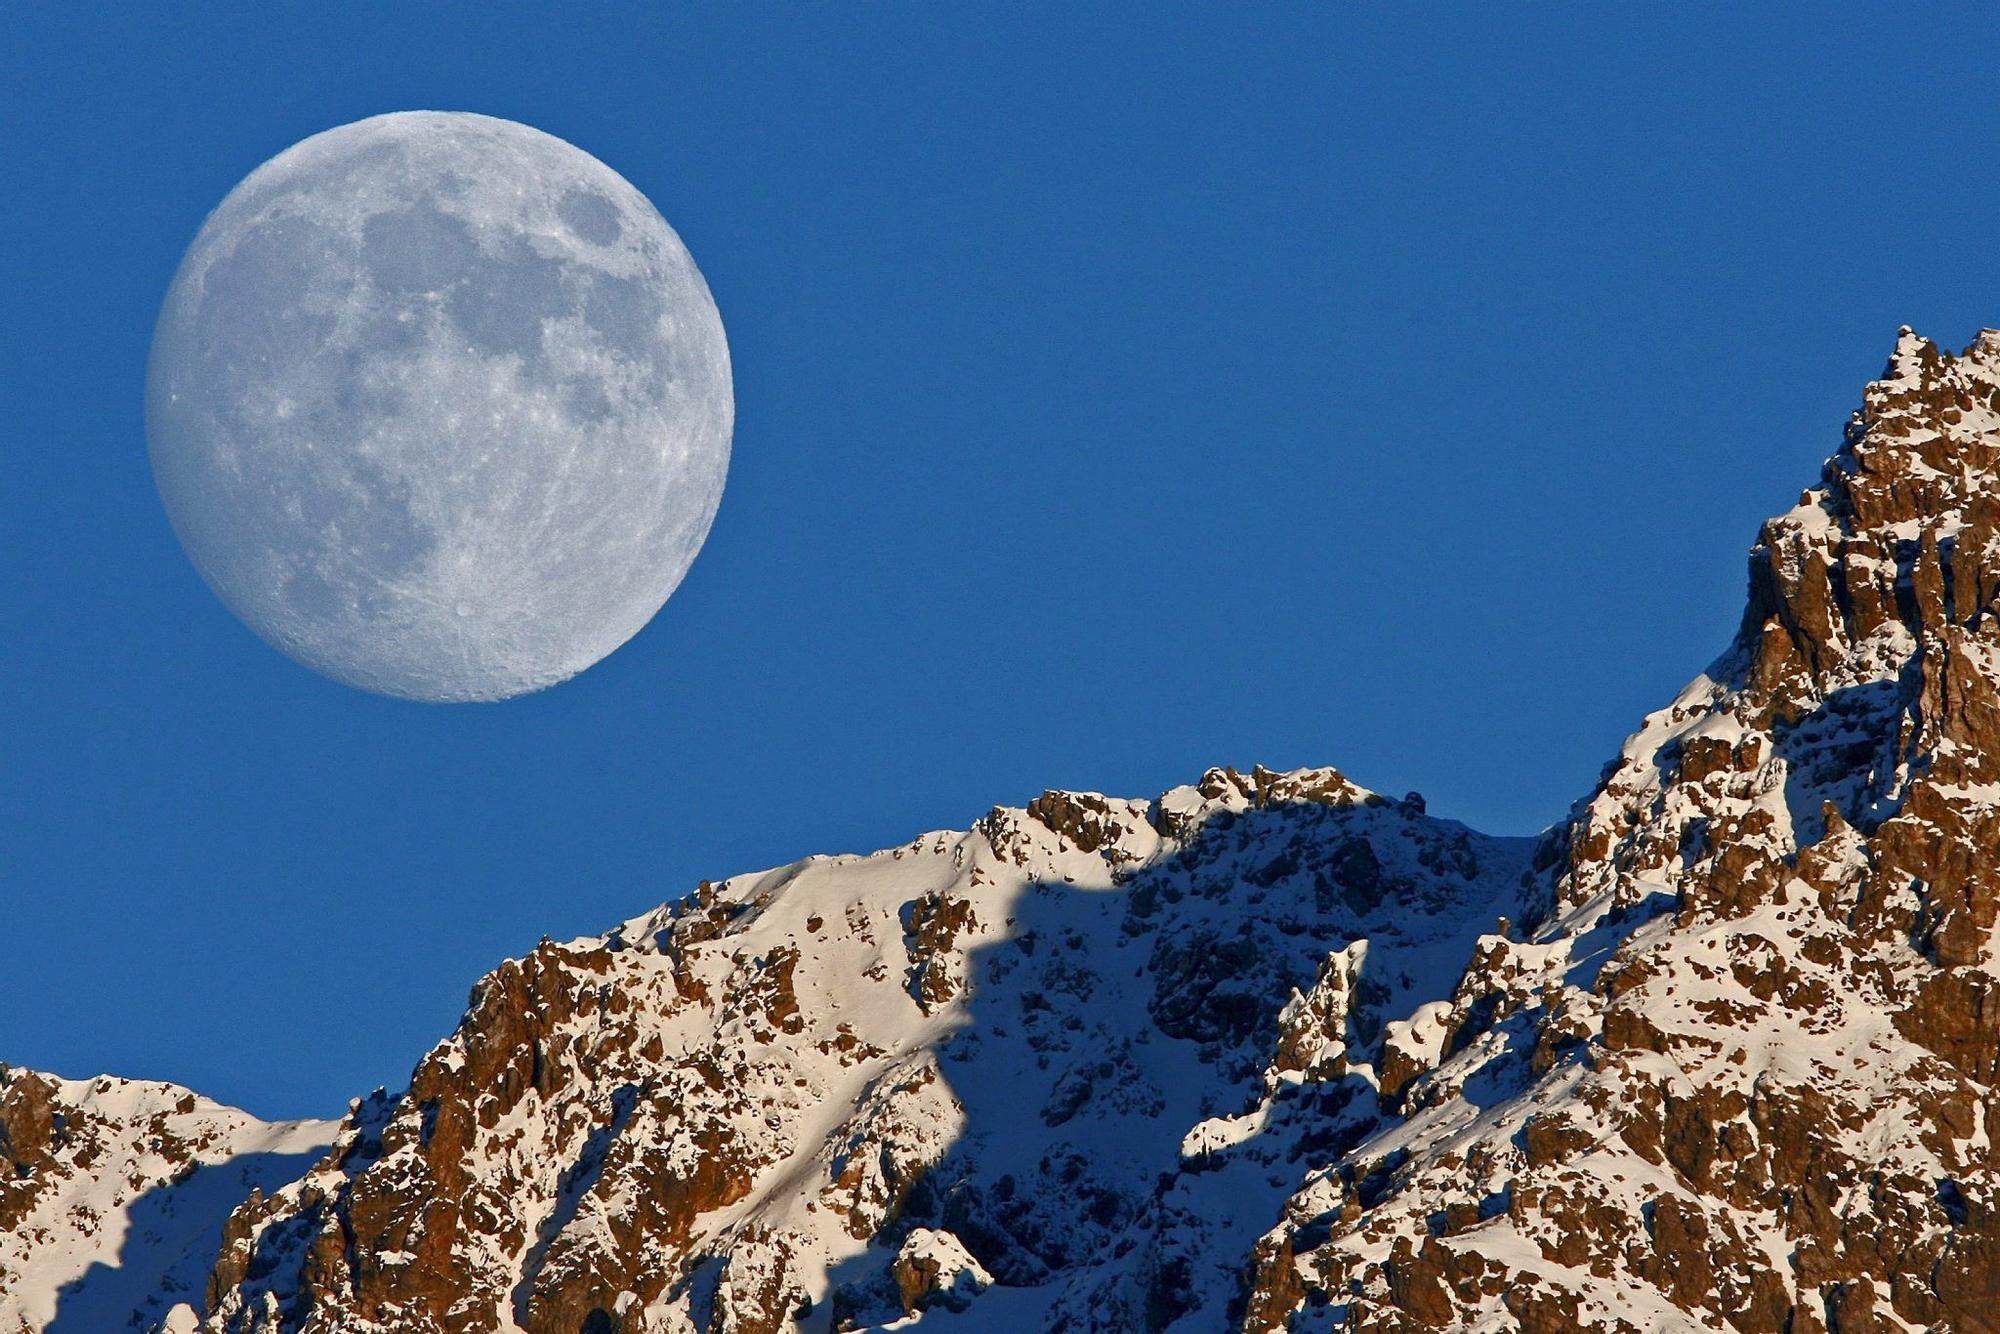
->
[16,326,2000,1331]
[0,1067,332,1334]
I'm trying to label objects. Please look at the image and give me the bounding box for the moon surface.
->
[147,111,732,701]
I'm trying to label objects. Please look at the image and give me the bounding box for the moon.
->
[146,111,732,702]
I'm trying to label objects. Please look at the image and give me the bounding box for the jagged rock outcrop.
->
[17,325,2000,1331]
[1230,328,2000,1331]
[890,1228,991,1315]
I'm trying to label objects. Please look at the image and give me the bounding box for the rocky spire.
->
[1265,331,2000,1330]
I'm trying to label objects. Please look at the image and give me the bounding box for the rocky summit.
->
[16,327,2000,1331]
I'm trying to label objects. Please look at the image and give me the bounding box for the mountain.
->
[189,767,1532,1334]
[0,1068,333,1334]
[15,325,2000,1331]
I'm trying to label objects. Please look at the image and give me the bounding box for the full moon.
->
[146,111,732,702]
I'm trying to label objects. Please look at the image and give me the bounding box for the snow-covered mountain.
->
[185,766,1531,1334]
[16,326,2000,1330]
[0,1069,333,1334]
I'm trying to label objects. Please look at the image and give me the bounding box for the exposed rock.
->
[902,891,979,1015]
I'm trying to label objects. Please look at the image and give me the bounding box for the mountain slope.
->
[0,1067,333,1334]
[192,767,1532,1333]
[1238,327,2000,1332]
[17,325,2000,1332]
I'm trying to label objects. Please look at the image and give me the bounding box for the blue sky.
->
[8,7,2000,1118]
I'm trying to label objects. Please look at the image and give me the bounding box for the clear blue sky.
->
[8,7,2000,1118]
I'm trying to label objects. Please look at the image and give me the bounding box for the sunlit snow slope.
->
[0,1069,332,1334]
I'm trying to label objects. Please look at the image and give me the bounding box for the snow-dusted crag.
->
[190,767,1530,1333]
[0,1067,332,1334]
[18,326,2000,1330]
[1246,328,2000,1332]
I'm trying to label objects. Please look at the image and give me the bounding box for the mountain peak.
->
[0,1067,333,1334]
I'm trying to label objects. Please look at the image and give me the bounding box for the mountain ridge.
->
[14,326,2000,1330]
[0,1069,334,1334]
